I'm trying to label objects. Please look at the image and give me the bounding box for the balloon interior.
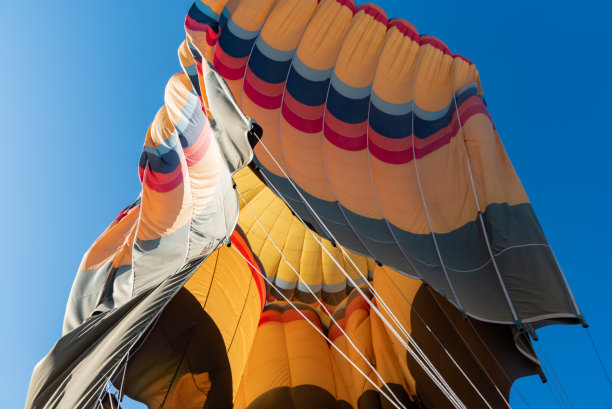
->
[26,1,585,408]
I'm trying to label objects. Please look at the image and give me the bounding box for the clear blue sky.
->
[1,1,610,408]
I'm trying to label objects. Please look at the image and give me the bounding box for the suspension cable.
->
[585,327,612,389]
[237,188,426,409]
[379,267,512,409]
[229,244,410,409]
[238,186,502,408]
[535,343,574,409]
[238,170,465,409]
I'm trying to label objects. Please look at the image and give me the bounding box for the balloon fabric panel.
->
[188,0,582,327]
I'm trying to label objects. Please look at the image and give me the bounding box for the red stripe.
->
[142,166,184,193]
[329,296,371,342]
[114,204,140,223]
[367,125,412,152]
[245,68,286,97]
[282,103,323,134]
[184,17,219,47]
[328,317,347,342]
[335,0,356,13]
[324,122,366,151]
[184,121,212,166]
[368,141,414,164]
[356,3,388,25]
[230,230,266,311]
[214,45,249,70]
[420,35,450,55]
[213,54,246,80]
[388,18,420,43]
[452,53,473,65]
[258,308,322,330]
[243,76,283,109]
[194,61,207,109]
[206,26,219,47]
[368,96,490,164]
[185,15,210,32]
[283,91,325,120]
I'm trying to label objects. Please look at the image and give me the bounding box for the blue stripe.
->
[326,85,370,124]
[194,0,220,20]
[219,7,230,29]
[218,28,256,59]
[219,8,260,40]
[286,66,330,107]
[369,86,481,139]
[187,42,203,63]
[139,149,181,174]
[187,74,201,97]
[248,45,293,84]
[177,102,205,149]
[255,37,294,61]
[142,132,180,156]
[187,3,219,30]
[369,107,411,139]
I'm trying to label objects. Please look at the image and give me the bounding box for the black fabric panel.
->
[356,384,418,409]
[407,286,540,409]
[245,385,352,409]
[121,288,232,409]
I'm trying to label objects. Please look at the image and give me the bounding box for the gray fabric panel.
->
[495,245,578,323]
[187,164,236,261]
[62,260,115,335]
[25,251,214,409]
[204,62,254,174]
[133,223,191,296]
[255,158,581,325]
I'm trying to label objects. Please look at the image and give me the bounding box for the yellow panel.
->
[234,321,291,408]
[371,27,419,105]
[260,0,317,52]
[295,0,354,71]
[184,244,261,400]
[234,167,375,304]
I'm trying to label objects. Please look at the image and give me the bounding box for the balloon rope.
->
[247,163,465,409]
[585,328,612,389]
[249,145,464,407]
[355,41,500,409]
[379,267,513,409]
[236,188,410,409]
[225,21,461,402]
[535,343,574,409]
[105,381,115,409]
[236,187,492,409]
[545,379,569,409]
[462,316,534,409]
[117,352,128,403]
[228,244,410,409]
[239,186,497,409]
[231,19,465,407]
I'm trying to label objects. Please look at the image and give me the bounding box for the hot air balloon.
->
[25,0,586,408]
